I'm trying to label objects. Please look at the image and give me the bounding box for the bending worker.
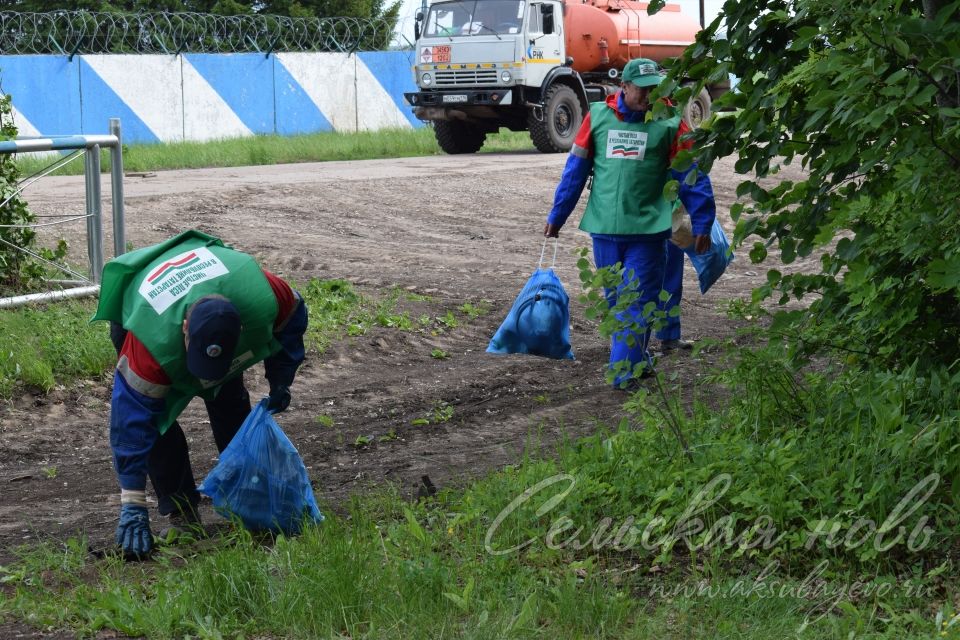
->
[93,230,308,557]
[543,58,716,387]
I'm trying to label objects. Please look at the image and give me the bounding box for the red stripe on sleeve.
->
[263,269,296,327]
[120,333,171,385]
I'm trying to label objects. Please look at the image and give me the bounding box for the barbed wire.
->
[0,11,411,55]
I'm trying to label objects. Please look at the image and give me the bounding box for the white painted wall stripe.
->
[10,106,42,137]
[355,57,415,131]
[276,52,359,132]
[83,55,185,143]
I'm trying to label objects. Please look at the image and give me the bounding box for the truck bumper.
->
[403,89,513,112]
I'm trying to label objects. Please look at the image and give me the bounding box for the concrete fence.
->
[1,51,422,144]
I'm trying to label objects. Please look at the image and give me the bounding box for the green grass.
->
[2,344,959,637]
[0,433,953,639]
[14,127,537,177]
[3,128,959,637]
[298,279,415,353]
[0,299,114,395]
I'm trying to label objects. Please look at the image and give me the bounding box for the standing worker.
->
[543,58,716,387]
[92,230,308,558]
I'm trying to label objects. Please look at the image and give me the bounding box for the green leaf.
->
[927,258,960,291]
[749,243,768,263]
[662,179,680,201]
[403,508,427,543]
[645,0,666,14]
[890,36,910,58]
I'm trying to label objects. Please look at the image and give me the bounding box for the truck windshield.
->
[424,0,525,37]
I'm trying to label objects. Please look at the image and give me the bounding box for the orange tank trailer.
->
[563,1,700,73]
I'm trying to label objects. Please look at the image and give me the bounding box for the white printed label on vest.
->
[606,130,647,161]
[138,247,229,314]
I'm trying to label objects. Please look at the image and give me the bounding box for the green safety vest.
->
[579,102,681,235]
[93,230,280,434]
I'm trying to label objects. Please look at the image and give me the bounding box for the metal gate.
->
[0,118,125,308]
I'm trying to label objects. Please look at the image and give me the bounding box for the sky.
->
[392,0,727,48]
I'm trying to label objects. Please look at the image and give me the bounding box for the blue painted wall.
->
[1,56,82,136]
[1,51,420,143]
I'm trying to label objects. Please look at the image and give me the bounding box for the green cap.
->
[621,58,663,88]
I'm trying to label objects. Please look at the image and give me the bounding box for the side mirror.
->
[414,11,423,40]
[541,5,554,34]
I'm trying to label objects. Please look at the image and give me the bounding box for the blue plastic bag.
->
[683,218,734,294]
[487,268,574,360]
[198,399,323,535]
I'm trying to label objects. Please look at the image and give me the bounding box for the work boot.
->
[660,338,695,353]
[158,507,204,541]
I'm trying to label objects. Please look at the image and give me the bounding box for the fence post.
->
[109,118,126,257]
[84,144,105,283]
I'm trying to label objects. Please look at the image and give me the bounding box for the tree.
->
[8,0,400,20]
[0,83,45,291]
[655,0,960,368]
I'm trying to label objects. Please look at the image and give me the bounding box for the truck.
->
[403,0,720,154]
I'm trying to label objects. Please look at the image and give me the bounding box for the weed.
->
[430,348,449,359]
[437,311,458,329]
[373,290,412,330]
[315,414,334,428]
[410,401,455,426]
[299,279,364,353]
[354,434,373,448]
[458,302,489,319]
[431,401,454,424]
[299,279,419,352]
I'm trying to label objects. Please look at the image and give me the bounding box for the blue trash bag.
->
[198,399,323,535]
[487,268,574,360]
[683,218,735,294]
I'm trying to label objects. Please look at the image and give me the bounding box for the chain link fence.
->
[0,11,409,56]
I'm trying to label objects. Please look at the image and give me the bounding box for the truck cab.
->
[405,0,712,154]
[406,0,580,154]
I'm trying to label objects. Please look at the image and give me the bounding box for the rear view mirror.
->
[540,4,554,34]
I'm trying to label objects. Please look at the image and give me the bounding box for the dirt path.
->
[0,152,808,565]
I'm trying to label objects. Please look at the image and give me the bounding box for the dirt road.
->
[0,152,805,561]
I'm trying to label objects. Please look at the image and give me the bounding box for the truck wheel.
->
[529,84,582,153]
[433,121,486,154]
[682,86,712,129]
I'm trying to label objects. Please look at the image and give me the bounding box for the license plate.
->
[442,94,468,103]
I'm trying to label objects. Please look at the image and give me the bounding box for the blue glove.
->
[267,384,291,414]
[116,504,154,558]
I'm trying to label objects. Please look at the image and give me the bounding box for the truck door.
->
[525,1,564,87]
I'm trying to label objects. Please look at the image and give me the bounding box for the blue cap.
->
[186,297,241,380]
